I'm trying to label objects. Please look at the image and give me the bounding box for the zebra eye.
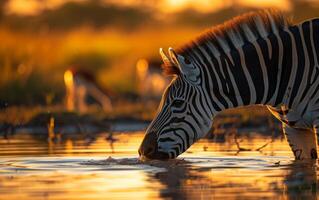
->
[171,99,185,108]
[184,58,191,65]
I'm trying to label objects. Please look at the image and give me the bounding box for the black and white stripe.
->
[139,10,319,160]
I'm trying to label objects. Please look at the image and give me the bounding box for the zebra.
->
[138,10,319,160]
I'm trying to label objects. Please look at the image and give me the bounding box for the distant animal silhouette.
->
[64,68,112,113]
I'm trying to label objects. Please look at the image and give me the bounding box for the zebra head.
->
[138,48,213,159]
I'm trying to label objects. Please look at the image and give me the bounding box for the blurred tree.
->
[1,0,155,31]
[0,0,9,21]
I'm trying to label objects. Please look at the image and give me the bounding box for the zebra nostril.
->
[145,146,154,156]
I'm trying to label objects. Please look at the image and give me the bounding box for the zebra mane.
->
[164,10,292,76]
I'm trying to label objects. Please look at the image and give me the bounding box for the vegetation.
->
[0,0,318,108]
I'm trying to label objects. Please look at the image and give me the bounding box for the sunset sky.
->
[5,0,295,15]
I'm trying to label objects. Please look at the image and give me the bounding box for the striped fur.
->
[139,10,319,160]
[177,10,291,56]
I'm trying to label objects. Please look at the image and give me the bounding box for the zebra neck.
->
[203,31,288,113]
[211,20,319,115]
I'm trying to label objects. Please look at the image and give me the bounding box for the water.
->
[0,131,318,199]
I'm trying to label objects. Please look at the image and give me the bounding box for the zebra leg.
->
[282,123,318,160]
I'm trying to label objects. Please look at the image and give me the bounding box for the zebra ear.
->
[159,48,180,76]
[168,47,200,84]
[159,48,174,67]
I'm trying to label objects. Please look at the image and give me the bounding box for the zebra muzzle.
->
[138,132,169,160]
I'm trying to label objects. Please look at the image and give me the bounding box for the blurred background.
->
[2,2,319,199]
[0,0,319,126]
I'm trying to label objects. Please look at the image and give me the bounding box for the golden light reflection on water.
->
[0,164,163,200]
[0,131,292,157]
[0,131,318,199]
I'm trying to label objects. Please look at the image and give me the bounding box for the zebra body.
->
[138,10,319,160]
[267,20,319,128]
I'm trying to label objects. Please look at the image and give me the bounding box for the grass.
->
[1,1,319,108]
[0,100,159,126]
[1,1,319,106]
[0,102,275,128]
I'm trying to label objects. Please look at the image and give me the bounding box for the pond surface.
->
[0,131,318,199]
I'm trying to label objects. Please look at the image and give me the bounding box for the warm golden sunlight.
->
[0,131,309,200]
[159,0,232,13]
[238,0,292,11]
[5,0,42,15]
[5,0,86,15]
[64,69,75,111]
[5,0,295,15]
[1,0,319,199]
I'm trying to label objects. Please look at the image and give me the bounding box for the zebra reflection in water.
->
[139,10,319,160]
